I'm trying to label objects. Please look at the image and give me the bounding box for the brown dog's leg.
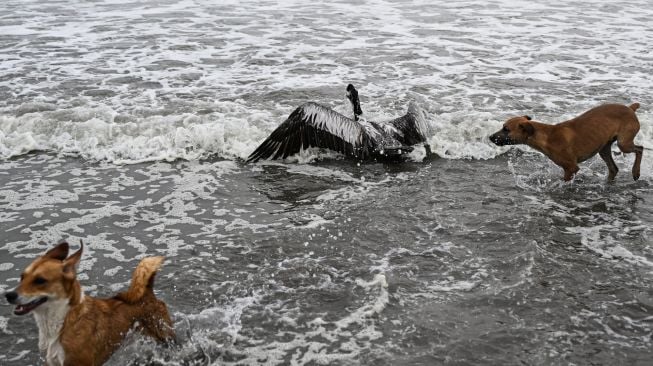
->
[617,139,643,181]
[599,143,618,181]
[562,163,579,181]
[632,145,643,181]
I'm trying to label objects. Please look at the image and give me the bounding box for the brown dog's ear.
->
[45,241,69,261]
[523,115,532,121]
[62,241,84,278]
[520,122,535,136]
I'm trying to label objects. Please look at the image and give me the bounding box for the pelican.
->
[246,84,431,163]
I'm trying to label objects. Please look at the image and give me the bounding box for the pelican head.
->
[346,84,363,121]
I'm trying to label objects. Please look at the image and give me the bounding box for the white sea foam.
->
[0,316,9,336]
[108,272,392,366]
[565,224,653,269]
[335,274,389,329]
[290,214,332,229]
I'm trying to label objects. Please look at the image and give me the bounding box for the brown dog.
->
[490,103,643,181]
[4,241,176,366]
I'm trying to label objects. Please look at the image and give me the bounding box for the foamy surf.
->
[0,101,272,163]
[2,103,651,166]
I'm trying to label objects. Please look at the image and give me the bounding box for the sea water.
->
[1,0,652,365]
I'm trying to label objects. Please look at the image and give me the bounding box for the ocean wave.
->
[1,103,652,165]
[0,101,269,163]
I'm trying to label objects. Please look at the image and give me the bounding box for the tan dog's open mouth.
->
[14,297,47,316]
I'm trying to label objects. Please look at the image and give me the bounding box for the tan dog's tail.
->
[629,103,640,111]
[116,256,177,343]
[116,256,165,304]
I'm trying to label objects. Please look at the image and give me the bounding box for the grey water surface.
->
[1,0,653,365]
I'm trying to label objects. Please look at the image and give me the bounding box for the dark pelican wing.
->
[387,102,430,146]
[246,102,377,163]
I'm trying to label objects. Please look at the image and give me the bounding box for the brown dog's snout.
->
[489,132,500,144]
[489,131,509,146]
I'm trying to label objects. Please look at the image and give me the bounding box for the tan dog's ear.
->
[62,241,84,278]
[45,241,69,261]
[520,122,535,136]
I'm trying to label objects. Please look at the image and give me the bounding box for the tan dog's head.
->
[4,241,82,316]
[489,115,534,146]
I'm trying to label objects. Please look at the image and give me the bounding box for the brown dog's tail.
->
[116,256,165,304]
[629,103,640,111]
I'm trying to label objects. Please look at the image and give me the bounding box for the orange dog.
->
[490,103,643,181]
[4,241,175,366]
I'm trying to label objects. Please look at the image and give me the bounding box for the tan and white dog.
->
[4,241,176,366]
